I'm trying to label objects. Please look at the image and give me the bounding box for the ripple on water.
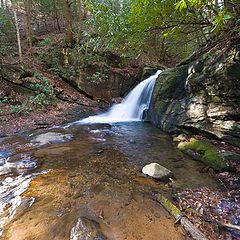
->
[0,156,38,176]
[0,171,47,236]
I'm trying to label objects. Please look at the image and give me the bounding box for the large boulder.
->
[149,46,240,147]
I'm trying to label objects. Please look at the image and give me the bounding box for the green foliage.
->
[83,0,238,61]
[86,71,108,84]
[0,74,57,115]
[178,138,228,171]
[10,102,30,114]
[84,0,134,55]
[39,37,52,46]
[30,73,57,107]
[0,8,15,55]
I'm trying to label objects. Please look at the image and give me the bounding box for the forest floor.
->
[0,45,104,136]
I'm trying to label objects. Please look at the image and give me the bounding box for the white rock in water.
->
[142,163,173,180]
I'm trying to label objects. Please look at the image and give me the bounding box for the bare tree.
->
[13,1,23,63]
[24,0,33,54]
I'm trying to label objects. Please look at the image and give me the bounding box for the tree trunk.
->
[64,0,74,46]
[13,5,23,63]
[53,0,61,32]
[224,0,232,12]
[43,14,48,32]
[156,194,208,240]
[0,0,4,8]
[76,0,82,44]
[24,0,33,54]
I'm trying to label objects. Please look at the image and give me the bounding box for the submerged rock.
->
[142,163,173,180]
[32,132,72,146]
[70,217,106,240]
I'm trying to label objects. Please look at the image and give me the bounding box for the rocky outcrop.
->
[41,47,142,102]
[149,46,240,147]
[73,62,142,102]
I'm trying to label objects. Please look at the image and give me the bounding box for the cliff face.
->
[149,46,240,147]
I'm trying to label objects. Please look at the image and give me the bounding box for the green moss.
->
[156,194,181,218]
[178,138,228,171]
[156,100,166,116]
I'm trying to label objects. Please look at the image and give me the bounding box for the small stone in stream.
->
[142,163,173,181]
[70,217,106,240]
[174,163,184,168]
[73,192,84,199]
[173,134,187,142]
[129,139,136,144]
[68,173,77,178]
[97,150,104,154]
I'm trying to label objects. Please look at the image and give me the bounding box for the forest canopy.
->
[0,0,239,63]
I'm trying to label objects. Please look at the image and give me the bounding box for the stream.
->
[0,72,219,239]
[0,122,219,239]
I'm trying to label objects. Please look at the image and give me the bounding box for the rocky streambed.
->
[0,121,223,240]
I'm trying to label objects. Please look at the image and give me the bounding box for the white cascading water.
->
[77,70,162,124]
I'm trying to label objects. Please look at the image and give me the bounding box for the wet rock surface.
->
[149,48,240,147]
[70,217,106,240]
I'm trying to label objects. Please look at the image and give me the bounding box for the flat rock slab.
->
[142,163,173,181]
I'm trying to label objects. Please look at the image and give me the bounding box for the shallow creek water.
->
[0,122,219,239]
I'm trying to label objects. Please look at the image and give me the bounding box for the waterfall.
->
[78,70,161,124]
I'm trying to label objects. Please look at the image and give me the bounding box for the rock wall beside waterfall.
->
[149,46,240,147]
[40,48,142,102]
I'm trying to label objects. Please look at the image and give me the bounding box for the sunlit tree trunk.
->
[13,2,23,63]
[24,0,33,54]
[0,0,4,8]
[64,0,73,46]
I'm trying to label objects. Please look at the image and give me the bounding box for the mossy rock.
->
[222,151,240,162]
[178,138,228,171]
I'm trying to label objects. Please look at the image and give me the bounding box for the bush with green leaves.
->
[29,74,57,107]
[0,74,57,115]
[0,8,15,55]
[39,37,52,47]
[86,71,108,84]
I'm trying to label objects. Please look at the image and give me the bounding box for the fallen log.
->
[220,223,240,232]
[156,194,208,240]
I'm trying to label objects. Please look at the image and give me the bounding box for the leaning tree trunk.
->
[24,0,33,54]
[13,4,23,63]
